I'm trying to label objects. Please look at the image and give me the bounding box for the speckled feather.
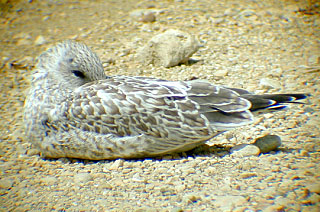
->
[24,41,306,160]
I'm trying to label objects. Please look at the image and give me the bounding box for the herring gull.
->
[24,41,307,160]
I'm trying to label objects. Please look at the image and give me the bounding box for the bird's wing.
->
[184,80,254,130]
[67,77,255,136]
[66,76,213,142]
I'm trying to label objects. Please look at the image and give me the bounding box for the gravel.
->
[0,0,319,211]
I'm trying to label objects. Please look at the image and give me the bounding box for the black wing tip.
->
[266,93,309,103]
[286,93,309,101]
[247,93,309,112]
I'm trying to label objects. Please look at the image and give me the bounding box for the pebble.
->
[306,193,320,205]
[171,207,183,212]
[308,55,319,65]
[175,184,186,192]
[253,134,282,153]
[274,196,291,206]
[137,29,200,67]
[17,38,32,46]
[74,173,93,184]
[259,78,281,89]
[109,159,124,170]
[0,149,5,157]
[186,194,202,203]
[305,182,320,194]
[0,178,14,189]
[224,8,238,17]
[27,148,40,156]
[214,69,228,77]
[230,144,260,157]
[139,12,156,23]
[270,68,283,76]
[298,149,310,157]
[240,172,258,179]
[34,35,47,45]
[237,9,256,18]
[41,176,57,184]
[264,205,285,212]
[213,195,247,208]
[99,182,113,189]
[130,9,163,17]
[304,107,315,113]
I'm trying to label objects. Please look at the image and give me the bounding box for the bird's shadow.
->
[43,143,301,165]
[43,144,231,164]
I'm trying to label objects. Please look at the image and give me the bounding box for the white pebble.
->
[74,173,93,184]
[230,144,260,157]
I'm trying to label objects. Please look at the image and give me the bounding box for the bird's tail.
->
[239,93,308,111]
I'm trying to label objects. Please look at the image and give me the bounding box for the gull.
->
[24,40,307,160]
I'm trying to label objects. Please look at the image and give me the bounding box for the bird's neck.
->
[25,72,71,127]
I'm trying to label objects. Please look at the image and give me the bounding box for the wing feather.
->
[67,76,212,142]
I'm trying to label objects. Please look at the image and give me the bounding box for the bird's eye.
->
[72,70,85,79]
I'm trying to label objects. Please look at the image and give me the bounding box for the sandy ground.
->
[0,0,319,211]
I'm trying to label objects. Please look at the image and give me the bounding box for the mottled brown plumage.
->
[24,41,306,160]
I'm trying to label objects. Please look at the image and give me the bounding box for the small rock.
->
[187,194,201,202]
[237,9,257,20]
[240,172,258,179]
[253,134,281,153]
[306,193,320,204]
[140,12,156,23]
[305,182,320,194]
[17,38,32,46]
[27,148,40,156]
[274,196,291,206]
[112,179,124,187]
[140,24,153,32]
[308,55,320,65]
[175,184,186,192]
[230,144,260,157]
[41,176,57,184]
[224,8,238,16]
[109,159,124,170]
[270,68,283,76]
[0,179,14,189]
[264,205,285,212]
[42,15,50,21]
[213,195,247,208]
[100,182,113,189]
[0,149,5,157]
[304,107,314,113]
[260,78,281,89]
[19,56,34,64]
[137,29,200,67]
[130,9,162,19]
[171,207,184,212]
[298,149,309,157]
[74,173,93,184]
[263,113,274,119]
[14,32,32,39]
[213,17,224,24]
[214,69,228,77]
[130,9,148,17]
[34,35,47,45]
[159,186,175,195]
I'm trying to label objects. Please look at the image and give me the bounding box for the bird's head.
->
[32,40,106,89]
